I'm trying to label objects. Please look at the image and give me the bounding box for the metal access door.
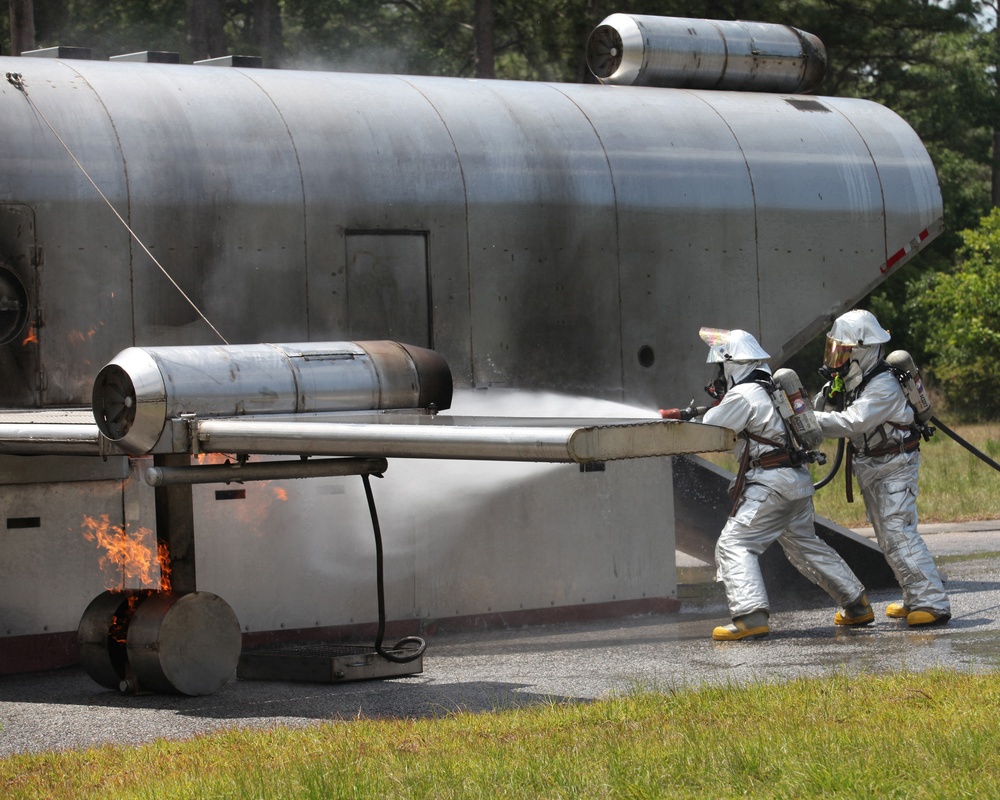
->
[345,231,431,348]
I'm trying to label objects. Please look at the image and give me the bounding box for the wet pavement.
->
[1,524,999,756]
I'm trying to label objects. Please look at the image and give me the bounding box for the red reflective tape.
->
[883,247,906,272]
[883,228,931,273]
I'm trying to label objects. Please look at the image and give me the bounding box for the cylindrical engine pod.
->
[92,341,453,455]
[773,368,824,450]
[886,350,933,424]
[587,14,827,93]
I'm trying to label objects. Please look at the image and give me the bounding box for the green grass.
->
[2,669,999,799]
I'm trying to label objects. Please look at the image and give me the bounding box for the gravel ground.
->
[2,525,999,756]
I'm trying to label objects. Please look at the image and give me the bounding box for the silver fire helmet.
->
[700,328,770,363]
[700,328,771,385]
[823,309,890,390]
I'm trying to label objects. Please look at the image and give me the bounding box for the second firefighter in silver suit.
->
[813,309,951,627]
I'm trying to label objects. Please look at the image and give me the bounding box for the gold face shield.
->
[823,335,854,372]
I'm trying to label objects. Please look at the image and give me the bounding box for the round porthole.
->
[637,345,655,368]
[0,266,29,346]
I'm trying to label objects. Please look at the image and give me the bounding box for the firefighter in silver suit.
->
[813,309,951,627]
[699,328,873,641]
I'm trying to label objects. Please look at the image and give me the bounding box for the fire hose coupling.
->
[6,72,24,90]
[659,405,707,421]
[91,340,454,455]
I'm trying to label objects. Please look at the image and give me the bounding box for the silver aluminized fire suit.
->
[813,371,951,617]
[706,377,866,618]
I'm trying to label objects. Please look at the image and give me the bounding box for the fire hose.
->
[929,416,1000,471]
[811,414,1000,491]
[361,473,427,663]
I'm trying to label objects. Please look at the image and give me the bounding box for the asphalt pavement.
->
[2,524,999,756]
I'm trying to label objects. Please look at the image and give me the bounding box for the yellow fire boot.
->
[835,593,874,626]
[885,602,909,619]
[906,608,951,627]
[712,610,770,641]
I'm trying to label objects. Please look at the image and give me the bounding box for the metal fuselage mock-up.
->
[0,13,942,677]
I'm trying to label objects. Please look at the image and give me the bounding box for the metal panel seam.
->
[394,76,473,379]
[238,71,312,338]
[827,103,889,278]
[54,62,136,345]
[549,85,625,400]
[685,90,762,335]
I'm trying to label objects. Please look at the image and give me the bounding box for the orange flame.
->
[21,325,38,346]
[82,514,171,592]
[109,592,148,644]
[67,324,103,345]
[273,487,289,502]
[196,452,231,465]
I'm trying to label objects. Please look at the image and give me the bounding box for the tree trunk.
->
[994,15,1000,208]
[993,129,1000,208]
[251,0,283,67]
[188,0,227,61]
[473,0,495,79]
[9,0,36,56]
[575,0,598,83]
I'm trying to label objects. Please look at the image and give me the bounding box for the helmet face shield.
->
[706,344,727,364]
[700,328,730,363]
[699,327,769,363]
[823,336,854,372]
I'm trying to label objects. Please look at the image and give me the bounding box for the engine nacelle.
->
[587,13,826,93]
[92,340,453,454]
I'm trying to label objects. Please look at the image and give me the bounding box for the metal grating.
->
[244,642,388,658]
[238,641,423,684]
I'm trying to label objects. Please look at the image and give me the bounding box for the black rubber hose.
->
[813,392,846,490]
[931,415,1000,472]
[813,437,845,490]
[361,473,426,664]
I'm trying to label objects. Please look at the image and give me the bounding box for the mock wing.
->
[0,408,735,463]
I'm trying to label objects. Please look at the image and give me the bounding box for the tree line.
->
[4,0,1000,417]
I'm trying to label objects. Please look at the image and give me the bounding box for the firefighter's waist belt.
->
[860,432,921,458]
[749,448,797,470]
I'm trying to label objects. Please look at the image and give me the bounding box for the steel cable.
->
[5,72,229,345]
